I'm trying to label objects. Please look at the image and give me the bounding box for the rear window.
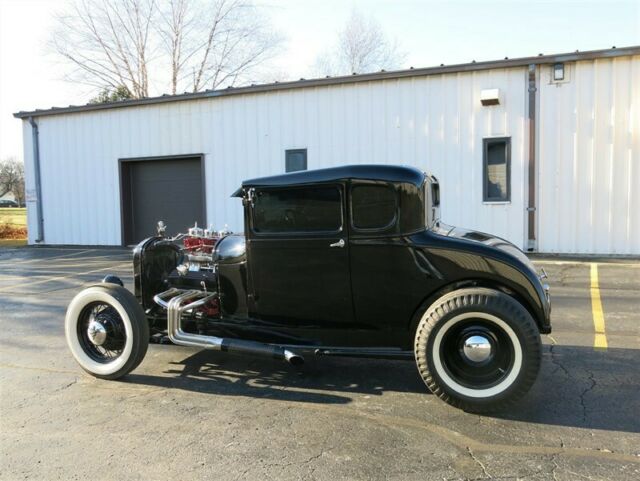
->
[351,184,397,230]
[253,186,342,233]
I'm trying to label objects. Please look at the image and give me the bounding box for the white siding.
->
[27,67,529,247]
[538,55,640,254]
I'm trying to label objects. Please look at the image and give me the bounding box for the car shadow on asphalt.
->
[125,349,425,405]
[490,344,640,433]
[124,345,640,433]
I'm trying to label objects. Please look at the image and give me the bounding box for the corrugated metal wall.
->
[24,67,529,247]
[538,55,640,254]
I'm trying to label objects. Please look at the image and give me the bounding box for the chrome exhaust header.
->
[153,288,303,365]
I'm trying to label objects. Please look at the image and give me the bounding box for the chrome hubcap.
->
[462,335,492,363]
[87,319,108,346]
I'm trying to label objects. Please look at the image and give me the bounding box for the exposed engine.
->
[155,222,221,318]
[177,223,225,273]
[151,221,245,320]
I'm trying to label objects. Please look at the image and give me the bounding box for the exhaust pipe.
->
[154,288,303,365]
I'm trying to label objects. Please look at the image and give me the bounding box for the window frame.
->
[349,181,399,234]
[285,149,308,173]
[250,183,344,237]
[482,137,511,203]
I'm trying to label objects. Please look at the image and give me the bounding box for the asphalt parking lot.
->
[0,247,638,480]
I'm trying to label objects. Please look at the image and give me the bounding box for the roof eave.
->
[13,46,640,119]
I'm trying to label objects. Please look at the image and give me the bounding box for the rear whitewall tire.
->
[431,312,523,398]
[65,284,149,380]
[414,287,542,412]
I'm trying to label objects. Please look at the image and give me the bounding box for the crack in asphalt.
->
[580,370,597,423]
[547,336,598,425]
[53,378,79,393]
[564,467,600,480]
[548,342,571,378]
[550,453,561,481]
[466,446,492,479]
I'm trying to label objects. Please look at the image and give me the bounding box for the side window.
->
[253,185,342,233]
[351,184,397,230]
[483,137,511,202]
[285,149,307,173]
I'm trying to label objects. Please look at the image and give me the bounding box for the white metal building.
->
[14,47,640,254]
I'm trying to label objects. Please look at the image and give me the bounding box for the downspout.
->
[27,117,44,243]
[526,64,537,251]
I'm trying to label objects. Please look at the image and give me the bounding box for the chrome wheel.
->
[437,316,517,392]
[462,335,492,363]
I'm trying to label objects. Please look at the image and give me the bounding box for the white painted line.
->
[0,262,130,293]
[6,249,96,265]
[533,260,640,267]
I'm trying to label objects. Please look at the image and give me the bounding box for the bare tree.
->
[51,0,282,98]
[0,158,25,204]
[52,0,156,98]
[315,10,406,76]
[156,0,190,94]
[156,0,281,94]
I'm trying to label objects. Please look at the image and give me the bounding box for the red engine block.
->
[183,236,217,254]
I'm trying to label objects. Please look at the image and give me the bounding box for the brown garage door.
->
[121,156,205,245]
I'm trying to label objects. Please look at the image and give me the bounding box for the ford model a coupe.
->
[65,165,551,411]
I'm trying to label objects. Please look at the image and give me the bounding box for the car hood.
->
[437,224,537,273]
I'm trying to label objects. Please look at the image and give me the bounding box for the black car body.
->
[66,165,551,411]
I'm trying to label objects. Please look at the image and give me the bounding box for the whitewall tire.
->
[414,287,541,412]
[65,284,149,380]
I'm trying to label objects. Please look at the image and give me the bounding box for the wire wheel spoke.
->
[77,302,127,364]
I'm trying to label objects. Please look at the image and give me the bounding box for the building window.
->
[351,184,397,230]
[252,185,342,233]
[483,137,511,202]
[285,149,307,173]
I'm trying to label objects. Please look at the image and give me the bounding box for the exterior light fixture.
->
[553,63,565,81]
[480,88,501,106]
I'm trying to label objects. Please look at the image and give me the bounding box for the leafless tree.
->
[315,10,406,76]
[0,158,25,204]
[156,0,282,94]
[52,0,156,98]
[51,0,282,98]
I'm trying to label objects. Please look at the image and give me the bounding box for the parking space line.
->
[0,262,130,293]
[534,259,639,268]
[590,263,608,350]
[5,249,95,265]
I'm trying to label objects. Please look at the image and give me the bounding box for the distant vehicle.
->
[0,200,19,208]
[64,165,551,412]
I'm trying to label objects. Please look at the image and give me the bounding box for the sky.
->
[1,0,638,162]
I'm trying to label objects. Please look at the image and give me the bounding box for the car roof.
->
[234,164,426,195]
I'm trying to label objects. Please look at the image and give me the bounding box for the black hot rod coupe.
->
[65,165,551,411]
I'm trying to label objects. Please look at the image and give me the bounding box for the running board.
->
[314,347,413,360]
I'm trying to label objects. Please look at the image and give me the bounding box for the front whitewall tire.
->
[65,284,149,380]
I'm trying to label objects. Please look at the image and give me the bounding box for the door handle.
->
[330,239,345,248]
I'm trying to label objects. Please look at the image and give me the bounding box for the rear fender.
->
[408,278,546,346]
